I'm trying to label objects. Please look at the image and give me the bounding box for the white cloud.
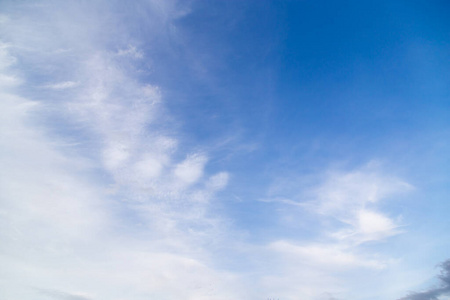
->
[270,240,385,270]
[357,209,395,234]
[264,164,412,244]
[300,164,413,245]
[42,81,79,89]
[116,45,144,59]
[329,209,403,244]
[0,42,16,68]
[133,153,167,180]
[174,154,208,186]
[255,164,415,299]
[0,2,242,300]
[310,166,412,217]
[0,43,21,87]
[206,172,229,191]
[0,72,21,87]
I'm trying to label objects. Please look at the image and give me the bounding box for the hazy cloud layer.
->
[0,2,241,299]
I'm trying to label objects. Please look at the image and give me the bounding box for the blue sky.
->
[1,1,449,299]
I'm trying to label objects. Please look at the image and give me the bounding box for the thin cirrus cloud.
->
[264,164,412,245]
[310,166,413,244]
[42,81,79,90]
[254,164,413,299]
[0,2,240,300]
[1,1,448,300]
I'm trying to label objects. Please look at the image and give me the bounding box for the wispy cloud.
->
[116,45,144,59]
[42,81,79,90]
[315,166,412,245]
[37,289,93,300]
[267,163,413,245]
[0,1,242,299]
[270,240,385,269]
[256,163,414,299]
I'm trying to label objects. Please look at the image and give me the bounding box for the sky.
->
[0,1,449,300]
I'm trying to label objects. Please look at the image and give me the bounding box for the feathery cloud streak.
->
[0,2,242,300]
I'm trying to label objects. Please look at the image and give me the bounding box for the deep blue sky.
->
[151,0,450,167]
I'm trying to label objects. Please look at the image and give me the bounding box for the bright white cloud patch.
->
[357,209,396,235]
[134,153,167,180]
[174,154,208,185]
